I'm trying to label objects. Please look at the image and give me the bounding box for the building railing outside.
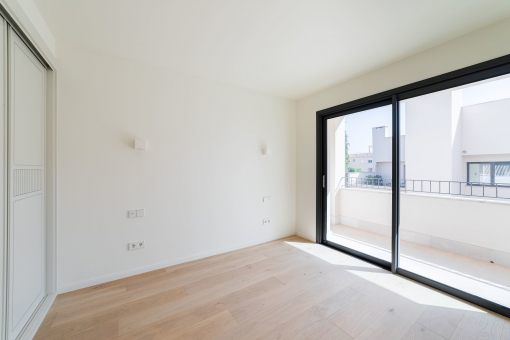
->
[341,177,510,199]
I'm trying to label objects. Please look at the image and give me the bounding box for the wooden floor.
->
[330,224,510,307]
[35,236,510,340]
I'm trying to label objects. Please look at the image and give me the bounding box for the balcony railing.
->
[341,177,510,199]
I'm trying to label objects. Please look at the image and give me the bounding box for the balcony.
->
[329,182,510,309]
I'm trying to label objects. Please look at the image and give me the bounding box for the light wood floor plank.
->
[34,287,189,340]
[402,323,447,340]
[162,240,288,276]
[117,277,284,337]
[257,287,362,339]
[331,290,398,338]
[451,311,505,340]
[117,255,310,335]
[52,285,128,311]
[55,269,167,301]
[353,296,427,340]
[126,253,269,294]
[51,286,187,326]
[318,322,354,340]
[33,236,510,340]
[416,306,465,339]
[229,266,353,325]
[65,320,119,340]
[182,251,307,295]
[162,310,238,340]
[213,277,357,340]
[501,321,510,340]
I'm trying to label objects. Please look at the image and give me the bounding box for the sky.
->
[343,75,510,154]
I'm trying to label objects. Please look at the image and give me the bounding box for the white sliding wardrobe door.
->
[6,28,46,340]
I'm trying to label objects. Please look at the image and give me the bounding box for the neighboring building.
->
[348,127,405,180]
[348,152,373,173]
[347,95,510,187]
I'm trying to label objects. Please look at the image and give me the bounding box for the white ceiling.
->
[33,0,510,100]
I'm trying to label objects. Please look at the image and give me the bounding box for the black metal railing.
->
[341,177,510,199]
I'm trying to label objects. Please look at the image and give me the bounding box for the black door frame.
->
[316,53,510,319]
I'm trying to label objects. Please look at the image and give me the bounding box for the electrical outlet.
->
[263,218,271,225]
[128,209,145,218]
[128,240,145,250]
[263,196,271,203]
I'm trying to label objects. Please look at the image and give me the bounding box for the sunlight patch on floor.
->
[285,239,484,313]
[347,269,483,312]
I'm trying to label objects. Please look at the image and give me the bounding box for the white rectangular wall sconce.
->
[262,147,271,155]
[135,139,146,150]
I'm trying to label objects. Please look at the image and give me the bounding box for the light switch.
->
[128,210,136,218]
[135,139,146,150]
[263,196,271,203]
[136,209,145,217]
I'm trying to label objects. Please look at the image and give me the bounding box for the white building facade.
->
[348,95,510,190]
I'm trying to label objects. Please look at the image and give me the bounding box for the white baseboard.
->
[18,293,57,340]
[57,231,296,294]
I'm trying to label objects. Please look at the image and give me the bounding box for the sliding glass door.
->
[318,55,510,318]
[398,74,510,311]
[324,102,394,268]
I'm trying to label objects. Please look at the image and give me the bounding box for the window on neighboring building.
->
[360,159,365,163]
[368,159,373,163]
[368,168,372,172]
[352,159,355,162]
[468,162,510,185]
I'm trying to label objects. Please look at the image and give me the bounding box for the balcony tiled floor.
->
[329,224,510,309]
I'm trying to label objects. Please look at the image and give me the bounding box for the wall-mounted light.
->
[262,147,272,156]
[135,139,146,150]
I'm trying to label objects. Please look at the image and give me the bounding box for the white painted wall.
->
[376,163,392,181]
[401,194,510,254]
[372,126,391,163]
[405,90,453,182]
[57,42,296,291]
[461,98,510,156]
[296,17,510,241]
[327,117,346,226]
[451,90,463,182]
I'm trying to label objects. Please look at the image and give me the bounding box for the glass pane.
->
[399,74,510,309]
[469,163,491,184]
[326,104,392,263]
[495,163,510,185]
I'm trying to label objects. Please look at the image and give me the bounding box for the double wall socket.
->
[128,240,145,250]
[128,209,145,218]
[263,218,271,225]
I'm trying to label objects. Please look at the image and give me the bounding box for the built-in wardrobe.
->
[0,16,47,340]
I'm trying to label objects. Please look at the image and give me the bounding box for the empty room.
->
[1,0,510,339]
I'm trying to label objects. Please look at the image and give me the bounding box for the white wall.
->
[405,90,453,182]
[401,194,510,254]
[462,98,510,156]
[57,42,296,291]
[376,163,392,181]
[372,126,391,163]
[296,18,510,241]
[327,117,346,225]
